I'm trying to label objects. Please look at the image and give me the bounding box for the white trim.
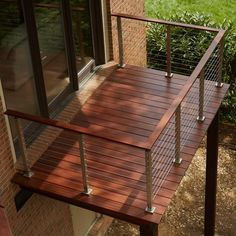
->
[101,0,110,63]
[0,80,17,163]
[69,205,98,236]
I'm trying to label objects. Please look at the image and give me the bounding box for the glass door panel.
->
[0,0,44,145]
[0,0,40,116]
[71,0,94,82]
[33,0,71,104]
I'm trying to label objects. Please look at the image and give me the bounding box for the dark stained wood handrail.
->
[4,13,225,152]
[4,109,148,150]
[111,13,225,150]
[111,13,221,32]
[5,28,225,151]
[146,29,225,149]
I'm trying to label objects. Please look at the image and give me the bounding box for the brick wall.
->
[0,90,74,236]
[107,0,146,66]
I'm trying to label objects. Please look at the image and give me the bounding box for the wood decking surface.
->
[12,65,229,225]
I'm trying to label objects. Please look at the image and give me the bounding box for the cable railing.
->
[112,13,225,213]
[4,109,148,196]
[4,13,225,215]
[112,13,219,74]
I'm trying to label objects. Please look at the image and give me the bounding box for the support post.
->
[140,223,158,236]
[173,104,182,164]
[78,134,92,195]
[14,118,34,178]
[145,150,155,213]
[197,68,205,122]
[117,16,125,68]
[165,25,173,79]
[204,112,219,236]
[215,37,224,88]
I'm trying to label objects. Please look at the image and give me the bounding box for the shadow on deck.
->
[9,64,229,226]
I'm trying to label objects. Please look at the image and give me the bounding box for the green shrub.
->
[147,13,214,75]
[147,12,236,123]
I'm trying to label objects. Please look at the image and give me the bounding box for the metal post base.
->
[173,158,182,165]
[197,116,206,123]
[118,64,126,68]
[145,206,156,214]
[165,73,173,79]
[215,82,223,88]
[23,171,34,178]
[82,188,93,196]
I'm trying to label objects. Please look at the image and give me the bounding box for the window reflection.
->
[0,0,40,115]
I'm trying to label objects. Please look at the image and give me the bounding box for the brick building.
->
[0,0,145,235]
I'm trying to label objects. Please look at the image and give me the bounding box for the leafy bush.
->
[221,86,236,123]
[147,12,236,123]
[147,13,214,75]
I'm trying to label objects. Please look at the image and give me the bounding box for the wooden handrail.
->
[5,109,148,150]
[111,13,220,33]
[146,29,225,149]
[111,13,225,149]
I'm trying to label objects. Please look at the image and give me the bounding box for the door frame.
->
[21,0,49,117]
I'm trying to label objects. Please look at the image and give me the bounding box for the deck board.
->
[12,65,229,225]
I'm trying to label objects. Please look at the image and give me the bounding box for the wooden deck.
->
[11,65,229,226]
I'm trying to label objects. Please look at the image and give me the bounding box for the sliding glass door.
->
[1,0,105,120]
[34,0,71,105]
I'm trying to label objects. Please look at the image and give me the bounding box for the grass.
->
[145,0,236,123]
[145,0,236,26]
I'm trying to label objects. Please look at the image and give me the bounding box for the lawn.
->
[145,0,236,124]
[145,0,236,27]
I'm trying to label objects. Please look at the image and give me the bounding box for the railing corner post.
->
[215,36,224,88]
[165,25,173,79]
[145,149,156,214]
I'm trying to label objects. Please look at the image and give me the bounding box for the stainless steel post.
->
[78,134,92,195]
[117,16,125,68]
[165,25,173,79]
[173,105,182,164]
[197,68,206,122]
[215,37,224,88]
[14,117,34,178]
[145,150,156,213]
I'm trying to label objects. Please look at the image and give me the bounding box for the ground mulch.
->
[105,124,236,236]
